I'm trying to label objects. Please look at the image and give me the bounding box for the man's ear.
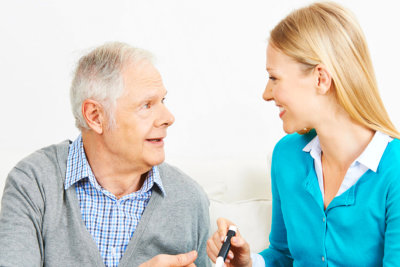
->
[314,64,332,95]
[82,99,105,134]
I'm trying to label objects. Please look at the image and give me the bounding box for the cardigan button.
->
[322,256,325,262]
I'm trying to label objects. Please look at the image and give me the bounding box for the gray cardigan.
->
[0,140,211,267]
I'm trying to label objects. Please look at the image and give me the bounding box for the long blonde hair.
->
[270,1,400,139]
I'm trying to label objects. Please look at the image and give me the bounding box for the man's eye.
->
[161,97,166,104]
[269,76,277,81]
[143,103,151,109]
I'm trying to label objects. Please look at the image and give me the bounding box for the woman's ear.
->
[314,64,332,95]
[81,99,105,134]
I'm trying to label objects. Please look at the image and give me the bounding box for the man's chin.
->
[147,154,165,167]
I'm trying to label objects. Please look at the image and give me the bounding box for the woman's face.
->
[263,44,319,134]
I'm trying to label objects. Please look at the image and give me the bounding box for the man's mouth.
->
[146,138,164,143]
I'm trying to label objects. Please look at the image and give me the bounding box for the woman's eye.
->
[143,103,151,109]
[161,97,166,104]
[269,76,277,81]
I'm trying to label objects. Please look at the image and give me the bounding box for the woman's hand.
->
[207,218,252,267]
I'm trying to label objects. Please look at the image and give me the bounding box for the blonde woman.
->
[207,2,400,266]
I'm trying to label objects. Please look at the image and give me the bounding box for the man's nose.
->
[158,105,175,127]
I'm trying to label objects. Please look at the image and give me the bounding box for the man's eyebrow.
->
[138,91,168,101]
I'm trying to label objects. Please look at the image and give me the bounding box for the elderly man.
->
[0,42,210,267]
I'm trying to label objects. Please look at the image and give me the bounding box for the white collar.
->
[303,131,393,172]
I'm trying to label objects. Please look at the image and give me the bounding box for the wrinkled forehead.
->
[120,60,165,98]
[122,58,159,77]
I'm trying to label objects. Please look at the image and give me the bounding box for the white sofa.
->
[178,157,273,254]
[0,151,273,256]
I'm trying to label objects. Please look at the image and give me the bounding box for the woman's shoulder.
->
[272,129,317,164]
[274,129,317,152]
[379,138,400,173]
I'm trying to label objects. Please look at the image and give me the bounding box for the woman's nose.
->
[263,83,274,101]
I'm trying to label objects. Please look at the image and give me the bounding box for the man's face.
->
[102,60,175,171]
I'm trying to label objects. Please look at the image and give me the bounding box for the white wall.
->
[1,0,400,202]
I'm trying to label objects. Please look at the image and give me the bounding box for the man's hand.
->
[139,250,198,267]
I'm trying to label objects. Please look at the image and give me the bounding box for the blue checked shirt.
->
[65,135,166,267]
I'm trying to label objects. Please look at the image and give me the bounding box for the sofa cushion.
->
[209,198,272,253]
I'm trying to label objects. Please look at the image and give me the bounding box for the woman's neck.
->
[315,116,374,171]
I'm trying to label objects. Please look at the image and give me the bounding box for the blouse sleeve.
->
[259,147,293,266]
[383,174,400,266]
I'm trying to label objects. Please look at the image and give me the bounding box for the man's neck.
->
[81,131,151,199]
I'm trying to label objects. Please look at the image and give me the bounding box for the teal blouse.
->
[260,131,400,266]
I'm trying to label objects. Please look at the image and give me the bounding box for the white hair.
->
[70,42,154,130]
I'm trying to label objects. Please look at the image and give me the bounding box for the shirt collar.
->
[65,135,166,196]
[65,135,90,190]
[357,131,393,172]
[303,135,322,162]
[144,165,166,196]
[303,131,393,172]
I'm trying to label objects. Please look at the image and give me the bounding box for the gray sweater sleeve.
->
[194,188,211,267]
[0,167,45,267]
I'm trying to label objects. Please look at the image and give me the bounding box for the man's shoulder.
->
[2,140,71,215]
[12,140,70,184]
[157,162,209,204]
